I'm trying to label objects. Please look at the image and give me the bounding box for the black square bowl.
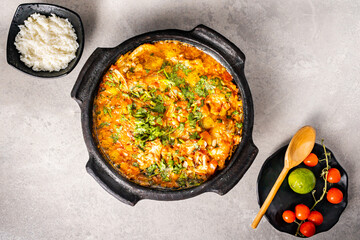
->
[6,3,84,78]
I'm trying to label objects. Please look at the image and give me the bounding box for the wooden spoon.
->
[251,125,316,229]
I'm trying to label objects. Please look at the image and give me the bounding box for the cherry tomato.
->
[300,221,316,237]
[327,188,343,204]
[282,210,296,223]
[295,204,310,220]
[307,211,323,226]
[327,168,341,183]
[303,153,318,167]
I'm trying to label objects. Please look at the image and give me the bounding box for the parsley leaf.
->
[105,81,116,87]
[173,163,184,174]
[178,122,185,132]
[146,164,158,175]
[99,122,110,128]
[156,117,163,125]
[133,108,148,118]
[180,86,195,102]
[210,77,223,90]
[174,63,191,76]
[149,95,166,114]
[189,132,200,139]
[115,125,123,133]
[103,106,112,118]
[195,76,215,97]
[110,133,119,143]
[133,107,173,150]
[127,103,136,114]
[151,103,166,113]
[132,162,139,167]
[160,60,171,70]
[188,111,202,128]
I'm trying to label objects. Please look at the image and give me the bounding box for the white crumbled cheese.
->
[14,13,79,72]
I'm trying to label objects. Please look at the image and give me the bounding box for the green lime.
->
[288,168,316,194]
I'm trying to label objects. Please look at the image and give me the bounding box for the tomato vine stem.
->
[295,139,330,237]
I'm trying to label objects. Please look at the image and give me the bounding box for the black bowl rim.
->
[6,3,85,78]
[256,142,348,237]
[72,24,258,205]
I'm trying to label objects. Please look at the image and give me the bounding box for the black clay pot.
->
[71,25,258,206]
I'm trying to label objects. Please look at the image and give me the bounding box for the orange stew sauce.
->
[93,40,243,189]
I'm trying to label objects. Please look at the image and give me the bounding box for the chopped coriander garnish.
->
[105,81,116,87]
[195,75,215,97]
[156,117,163,125]
[189,132,200,139]
[210,77,223,90]
[178,122,185,132]
[151,102,166,113]
[188,111,202,128]
[132,162,139,167]
[115,125,123,133]
[146,164,158,175]
[225,91,232,99]
[110,133,119,143]
[103,106,112,118]
[174,63,191,76]
[133,108,148,118]
[122,93,130,98]
[160,60,171,70]
[99,122,110,128]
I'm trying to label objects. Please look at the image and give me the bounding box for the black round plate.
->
[257,143,348,237]
[6,3,84,78]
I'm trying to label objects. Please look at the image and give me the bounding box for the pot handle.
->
[71,47,116,106]
[86,155,141,206]
[209,139,258,195]
[190,24,245,66]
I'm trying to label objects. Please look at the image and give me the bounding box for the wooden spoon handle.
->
[251,167,290,229]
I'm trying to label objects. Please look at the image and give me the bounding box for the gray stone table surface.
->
[1,0,359,239]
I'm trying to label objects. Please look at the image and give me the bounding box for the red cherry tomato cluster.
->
[282,204,323,237]
[303,153,344,204]
[280,148,345,237]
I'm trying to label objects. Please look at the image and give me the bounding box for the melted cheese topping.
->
[93,40,243,189]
